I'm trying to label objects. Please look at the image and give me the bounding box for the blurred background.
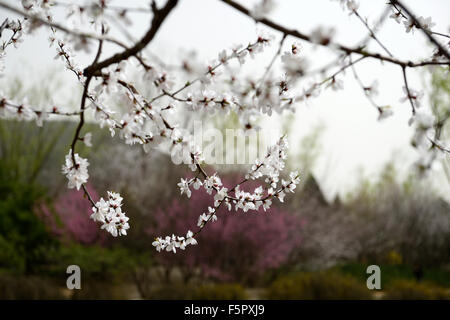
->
[0,0,449,299]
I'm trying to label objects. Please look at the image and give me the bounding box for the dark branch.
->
[390,0,450,60]
[83,0,178,77]
[219,0,449,68]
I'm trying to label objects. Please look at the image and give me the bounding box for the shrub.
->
[38,185,108,246]
[423,268,450,288]
[384,280,450,300]
[266,272,372,300]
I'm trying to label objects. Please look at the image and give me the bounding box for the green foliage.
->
[384,280,450,300]
[265,271,372,300]
[0,180,56,274]
[0,120,69,184]
[429,67,450,125]
[428,67,450,184]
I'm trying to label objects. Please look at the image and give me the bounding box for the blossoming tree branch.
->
[0,0,448,253]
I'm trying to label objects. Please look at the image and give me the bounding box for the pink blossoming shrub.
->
[39,185,108,246]
[147,177,303,283]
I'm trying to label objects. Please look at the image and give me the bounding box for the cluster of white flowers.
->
[326,77,344,91]
[177,33,284,123]
[152,230,198,253]
[82,132,92,147]
[90,191,130,237]
[364,80,379,98]
[388,4,436,34]
[161,136,301,253]
[61,150,89,190]
[281,42,306,77]
[197,207,218,227]
[0,18,24,77]
[403,16,435,34]
[53,40,84,80]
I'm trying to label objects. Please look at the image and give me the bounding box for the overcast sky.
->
[1,0,449,200]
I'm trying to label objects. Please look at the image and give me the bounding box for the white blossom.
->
[327,77,344,91]
[92,191,130,237]
[377,106,394,121]
[83,132,92,147]
[61,150,89,190]
[251,0,275,19]
[390,10,403,24]
[2,0,443,257]
[310,26,336,46]
[178,178,192,198]
[400,86,424,108]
